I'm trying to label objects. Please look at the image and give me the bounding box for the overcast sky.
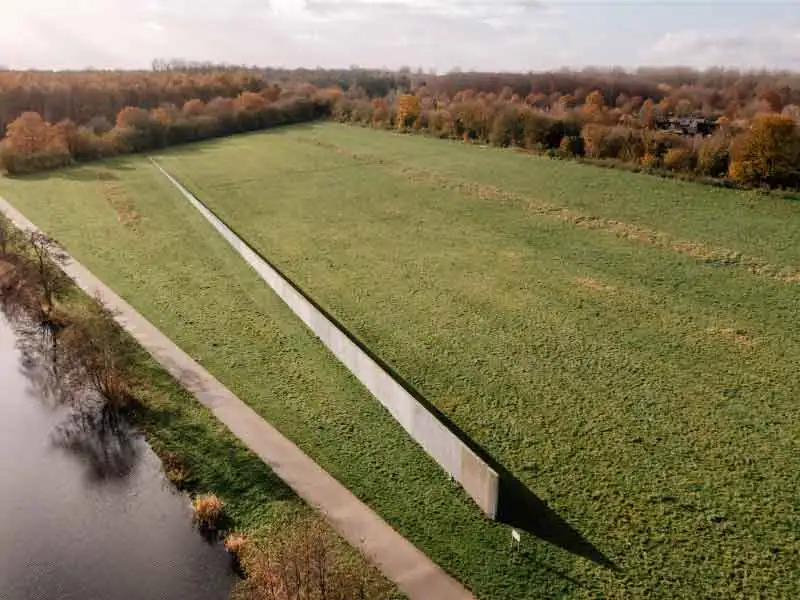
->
[2,1,799,72]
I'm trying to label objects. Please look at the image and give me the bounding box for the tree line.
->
[1,66,799,187]
[0,84,338,174]
[4,65,799,133]
[333,80,800,189]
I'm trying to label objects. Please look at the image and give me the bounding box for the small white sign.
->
[511,529,521,543]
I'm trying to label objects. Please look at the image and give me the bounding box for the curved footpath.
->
[0,196,475,600]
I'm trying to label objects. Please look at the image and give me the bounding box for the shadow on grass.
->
[0,122,329,183]
[131,362,299,508]
[393,382,618,571]
[5,157,139,183]
[170,173,618,572]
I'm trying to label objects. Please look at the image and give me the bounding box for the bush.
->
[542,116,582,150]
[582,124,620,158]
[427,109,453,138]
[232,517,394,600]
[58,298,137,410]
[696,133,731,177]
[559,135,585,158]
[192,493,224,529]
[617,127,647,162]
[646,131,685,160]
[488,104,522,147]
[641,152,660,169]
[663,147,696,172]
[519,109,552,149]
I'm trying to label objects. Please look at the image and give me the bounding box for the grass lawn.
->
[2,122,799,598]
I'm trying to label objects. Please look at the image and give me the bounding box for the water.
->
[0,314,234,600]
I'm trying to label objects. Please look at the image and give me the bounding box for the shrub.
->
[488,104,522,147]
[519,109,552,149]
[58,298,136,410]
[232,517,393,600]
[559,135,585,158]
[617,127,647,162]
[663,147,696,172]
[646,131,685,160]
[543,115,582,150]
[696,133,731,177]
[582,124,620,158]
[641,152,660,169]
[224,533,249,556]
[192,493,224,529]
[427,109,453,138]
[159,451,190,489]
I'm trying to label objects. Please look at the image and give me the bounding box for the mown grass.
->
[2,122,799,598]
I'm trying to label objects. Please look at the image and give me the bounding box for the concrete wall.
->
[152,160,500,518]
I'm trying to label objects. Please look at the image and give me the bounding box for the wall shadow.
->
[173,172,618,571]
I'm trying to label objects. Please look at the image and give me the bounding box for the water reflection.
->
[52,406,142,482]
[0,308,233,600]
[9,304,142,482]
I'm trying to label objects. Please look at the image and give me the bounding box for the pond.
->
[0,313,234,600]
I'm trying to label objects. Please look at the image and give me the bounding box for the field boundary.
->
[151,158,502,519]
[0,195,476,600]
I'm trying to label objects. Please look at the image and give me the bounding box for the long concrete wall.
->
[152,160,500,518]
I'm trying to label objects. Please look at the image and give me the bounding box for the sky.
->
[2,1,799,72]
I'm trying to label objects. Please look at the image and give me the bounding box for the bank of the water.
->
[0,209,401,600]
[0,314,234,600]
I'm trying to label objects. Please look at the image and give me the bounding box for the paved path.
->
[0,196,476,600]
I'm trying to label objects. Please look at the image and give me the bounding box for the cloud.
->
[646,28,800,70]
[303,0,545,24]
[1,0,795,72]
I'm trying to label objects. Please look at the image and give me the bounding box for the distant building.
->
[656,116,716,136]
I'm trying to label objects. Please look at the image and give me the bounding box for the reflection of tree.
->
[2,303,142,482]
[52,405,142,482]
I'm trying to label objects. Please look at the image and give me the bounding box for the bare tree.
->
[27,231,66,314]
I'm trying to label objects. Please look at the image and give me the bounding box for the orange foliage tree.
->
[0,112,71,174]
[729,114,800,187]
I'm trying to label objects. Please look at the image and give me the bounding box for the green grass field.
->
[2,122,799,598]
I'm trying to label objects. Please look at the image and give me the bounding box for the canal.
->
[0,313,234,600]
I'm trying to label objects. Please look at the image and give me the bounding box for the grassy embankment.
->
[2,122,799,598]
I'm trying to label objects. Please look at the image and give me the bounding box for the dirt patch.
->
[705,327,759,348]
[575,277,617,293]
[98,172,140,226]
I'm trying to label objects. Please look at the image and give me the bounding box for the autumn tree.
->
[0,112,71,174]
[182,98,206,118]
[583,90,606,113]
[396,95,421,130]
[489,104,522,146]
[696,132,731,177]
[235,91,268,112]
[729,114,800,187]
[639,99,656,128]
[114,106,163,151]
